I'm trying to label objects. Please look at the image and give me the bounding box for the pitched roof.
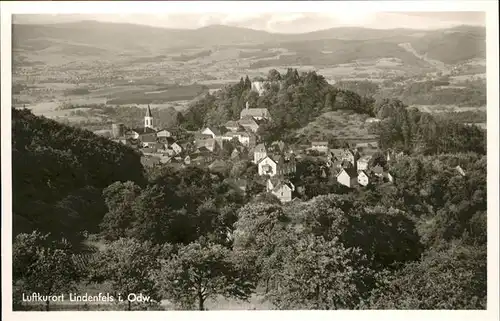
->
[312,141,329,146]
[272,179,294,192]
[358,170,369,177]
[239,116,259,125]
[225,120,241,128]
[202,127,221,136]
[340,167,358,178]
[372,165,384,174]
[240,108,270,119]
[145,104,152,118]
[141,135,157,143]
[358,155,372,163]
[131,127,157,135]
[254,143,266,153]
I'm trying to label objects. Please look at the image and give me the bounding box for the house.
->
[365,118,381,123]
[159,155,171,164]
[141,147,158,154]
[141,134,158,148]
[238,116,261,133]
[455,165,466,177]
[184,155,191,165]
[337,168,358,188]
[357,155,372,171]
[112,138,130,146]
[156,129,172,138]
[266,178,295,203]
[341,149,360,166]
[326,149,344,167]
[387,150,405,162]
[195,138,222,153]
[221,131,256,148]
[194,132,213,141]
[253,143,267,164]
[356,141,379,150]
[258,154,296,177]
[383,172,394,183]
[201,127,221,139]
[231,148,241,160]
[170,142,183,155]
[329,149,344,160]
[209,160,228,173]
[224,120,243,132]
[127,127,156,140]
[240,102,271,121]
[269,140,288,154]
[191,154,212,166]
[310,141,329,154]
[357,171,370,187]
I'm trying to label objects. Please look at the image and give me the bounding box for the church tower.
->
[144,104,153,129]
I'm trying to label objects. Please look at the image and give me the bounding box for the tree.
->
[157,240,255,310]
[268,235,375,309]
[100,181,142,241]
[89,238,161,311]
[368,151,387,169]
[267,69,281,82]
[364,242,486,309]
[13,231,80,311]
[292,195,423,269]
[233,203,292,292]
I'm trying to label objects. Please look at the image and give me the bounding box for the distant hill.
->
[13,20,486,65]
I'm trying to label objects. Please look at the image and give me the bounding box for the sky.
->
[13,12,485,33]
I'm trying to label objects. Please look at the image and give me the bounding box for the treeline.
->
[372,99,486,155]
[171,50,212,62]
[12,108,146,245]
[106,84,209,105]
[248,39,427,69]
[382,80,486,107]
[181,68,375,131]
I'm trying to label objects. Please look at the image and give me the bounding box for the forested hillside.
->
[182,68,374,131]
[12,109,146,245]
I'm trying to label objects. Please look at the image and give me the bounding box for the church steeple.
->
[144,104,153,129]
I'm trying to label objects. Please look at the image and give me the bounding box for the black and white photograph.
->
[1,1,499,319]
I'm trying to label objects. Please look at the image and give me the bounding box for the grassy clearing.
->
[297,110,372,142]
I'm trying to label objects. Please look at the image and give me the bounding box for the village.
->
[100,81,405,203]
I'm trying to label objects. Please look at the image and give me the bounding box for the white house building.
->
[258,154,296,177]
[357,171,370,186]
[337,168,358,188]
[253,143,267,164]
[201,127,221,139]
[267,178,295,203]
[310,141,329,154]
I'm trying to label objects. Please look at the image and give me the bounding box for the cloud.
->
[13,12,486,32]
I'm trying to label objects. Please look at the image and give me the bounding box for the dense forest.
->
[12,68,487,311]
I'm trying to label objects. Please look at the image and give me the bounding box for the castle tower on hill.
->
[144,104,153,129]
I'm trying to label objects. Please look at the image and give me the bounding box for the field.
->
[12,21,486,128]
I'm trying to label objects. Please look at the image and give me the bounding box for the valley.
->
[12,21,486,133]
